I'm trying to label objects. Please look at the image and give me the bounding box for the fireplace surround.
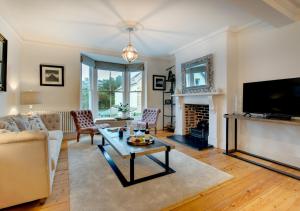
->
[170,91,224,150]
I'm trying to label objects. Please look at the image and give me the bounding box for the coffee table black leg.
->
[165,146,170,172]
[130,153,135,183]
[102,136,105,146]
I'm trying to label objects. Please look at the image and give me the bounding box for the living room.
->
[1,0,300,210]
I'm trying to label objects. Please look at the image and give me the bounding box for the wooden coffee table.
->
[98,128,175,187]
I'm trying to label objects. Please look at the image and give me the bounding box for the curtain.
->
[81,55,95,67]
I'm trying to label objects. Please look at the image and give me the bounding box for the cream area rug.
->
[68,136,232,211]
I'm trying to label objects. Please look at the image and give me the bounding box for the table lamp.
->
[20,91,42,114]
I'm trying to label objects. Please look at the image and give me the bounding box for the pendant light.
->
[122,27,138,63]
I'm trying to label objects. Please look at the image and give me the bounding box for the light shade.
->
[20,91,42,105]
[122,43,138,63]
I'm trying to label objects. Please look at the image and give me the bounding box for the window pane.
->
[130,92,142,117]
[113,91,123,107]
[98,91,124,118]
[130,71,142,91]
[97,69,110,91]
[97,69,124,118]
[81,64,91,109]
[111,71,124,91]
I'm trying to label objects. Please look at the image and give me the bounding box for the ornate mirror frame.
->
[181,54,214,94]
[0,33,7,92]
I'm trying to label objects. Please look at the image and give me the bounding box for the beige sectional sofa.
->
[0,113,63,209]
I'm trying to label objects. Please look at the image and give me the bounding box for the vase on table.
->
[121,112,127,119]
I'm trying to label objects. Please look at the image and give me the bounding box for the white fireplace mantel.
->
[172,92,223,111]
[172,92,223,97]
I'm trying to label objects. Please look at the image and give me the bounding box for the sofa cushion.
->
[48,135,63,189]
[48,130,63,141]
[0,129,12,134]
[0,116,20,132]
[40,113,61,131]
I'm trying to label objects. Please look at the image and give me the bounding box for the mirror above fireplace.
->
[181,54,213,94]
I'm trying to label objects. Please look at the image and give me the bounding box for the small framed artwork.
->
[40,64,64,86]
[153,75,166,91]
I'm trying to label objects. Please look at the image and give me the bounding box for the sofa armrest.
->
[0,131,48,144]
[0,131,50,209]
[40,113,62,131]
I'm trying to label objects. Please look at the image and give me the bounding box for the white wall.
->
[0,17,22,116]
[145,58,174,130]
[236,22,300,167]
[21,42,82,111]
[173,31,233,148]
[20,41,173,129]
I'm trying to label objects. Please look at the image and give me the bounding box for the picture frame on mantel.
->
[153,75,166,91]
[40,64,64,86]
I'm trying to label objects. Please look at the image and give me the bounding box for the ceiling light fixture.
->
[122,27,138,63]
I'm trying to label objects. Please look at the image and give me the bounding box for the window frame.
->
[80,65,144,119]
[127,70,144,118]
[80,63,93,110]
[97,69,125,118]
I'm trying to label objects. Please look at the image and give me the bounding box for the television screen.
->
[243,77,300,117]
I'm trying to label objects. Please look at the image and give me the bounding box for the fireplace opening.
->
[168,104,213,150]
[190,120,208,139]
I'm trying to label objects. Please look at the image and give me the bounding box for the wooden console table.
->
[224,114,300,180]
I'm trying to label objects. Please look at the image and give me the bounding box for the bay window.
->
[80,57,144,119]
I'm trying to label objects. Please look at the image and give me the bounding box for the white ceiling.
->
[0,0,257,57]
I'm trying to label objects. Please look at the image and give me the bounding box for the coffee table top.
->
[99,128,175,159]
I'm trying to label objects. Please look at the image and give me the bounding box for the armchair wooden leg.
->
[90,133,94,145]
[77,133,80,142]
[155,127,157,134]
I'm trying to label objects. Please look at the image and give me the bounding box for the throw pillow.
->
[12,115,30,131]
[26,114,48,132]
[0,116,20,132]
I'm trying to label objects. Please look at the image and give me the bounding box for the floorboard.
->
[4,131,300,211]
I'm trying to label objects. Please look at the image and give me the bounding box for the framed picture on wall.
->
[0,33,8,92]
[152,75,166,91]
[40,64,64,86]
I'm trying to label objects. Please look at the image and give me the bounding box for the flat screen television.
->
[243,77,300,117]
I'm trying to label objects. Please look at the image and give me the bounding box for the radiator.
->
[58,111,75,133]
[35,110,75,133]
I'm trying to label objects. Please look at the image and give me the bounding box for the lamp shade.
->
[122,43,138,63]
[20,91,42,105]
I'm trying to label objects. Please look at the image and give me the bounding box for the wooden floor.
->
[5,131,300,211]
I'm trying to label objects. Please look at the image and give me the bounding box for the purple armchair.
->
[70,110,110,145]
[137,108,161,134]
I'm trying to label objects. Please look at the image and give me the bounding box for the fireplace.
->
[168,104,212,150]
